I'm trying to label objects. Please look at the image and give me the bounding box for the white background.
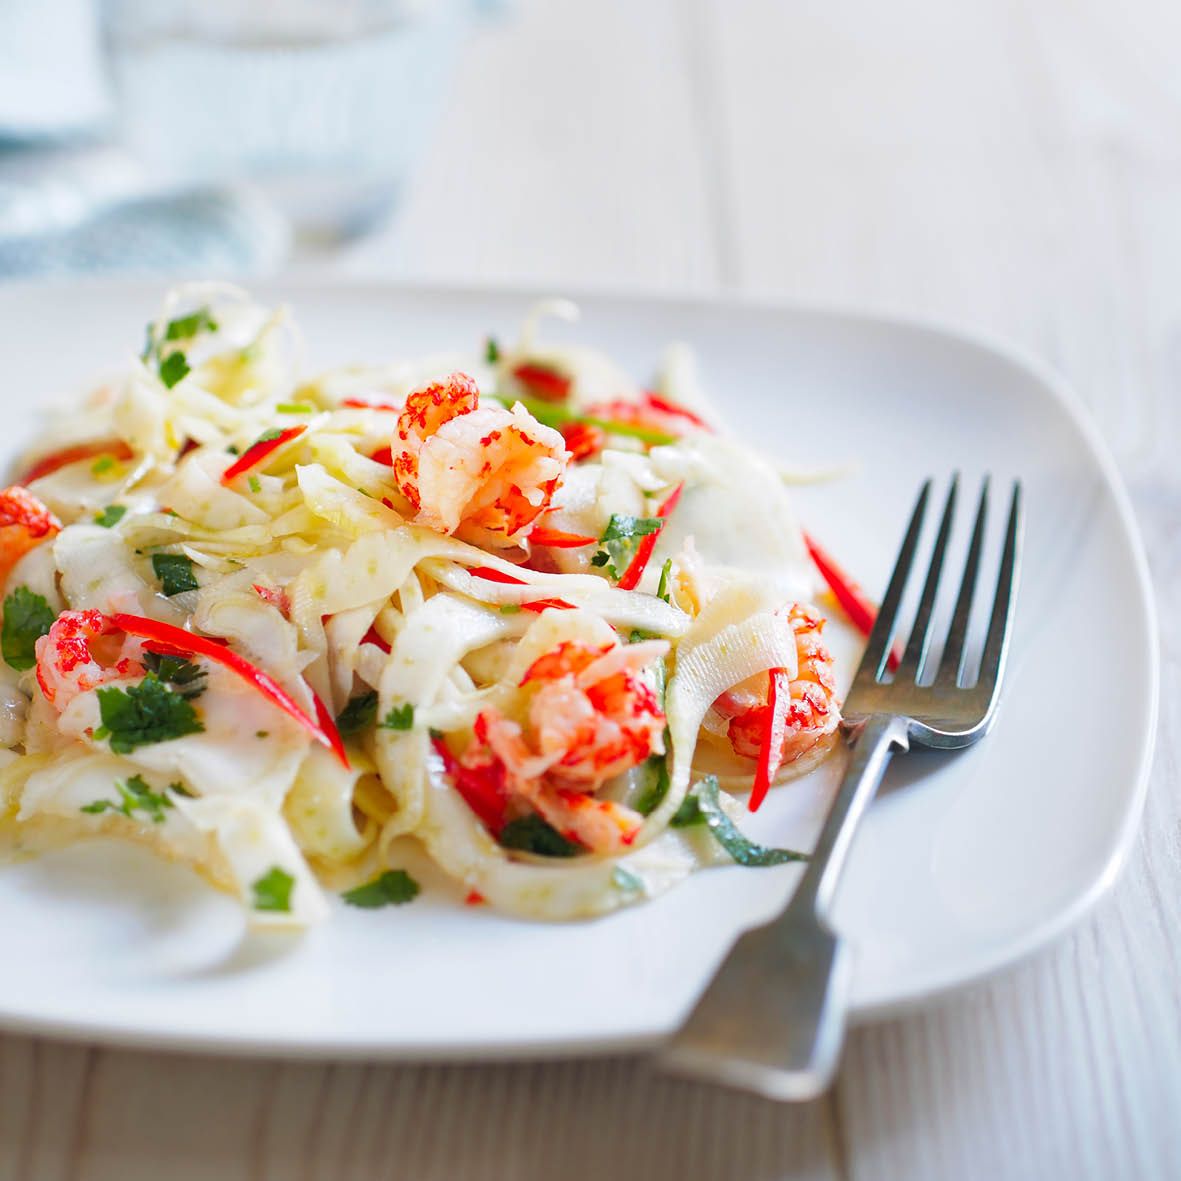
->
[3,0,1180,1177]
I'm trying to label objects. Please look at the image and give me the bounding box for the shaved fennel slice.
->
[284,743,371,864]
[54,525,185,620]
[374,593,514,841]
[296,464,402,537]
[646,587,799,838]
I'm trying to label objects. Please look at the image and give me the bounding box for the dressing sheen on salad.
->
[0,284,850,926]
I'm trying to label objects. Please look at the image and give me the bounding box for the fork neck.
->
[792,714,911,920]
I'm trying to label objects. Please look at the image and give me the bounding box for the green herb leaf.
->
[95,674,204,754]
[81,774,175,824]
[341,869,420,908]
[251,866,294,913]
[158,351,190,389]
[94,504,127,528]
[164,306,218,342]
[253,428,284,446]
[151,552,199,596]
[656,557,673,604]
[248,475,261,493]
[498,814,582,858]
[592,514,663,581]
[633,755,670,817]
[670,793,705,827]
[336,691,378,736]
[511,394,677,447]
[378,703,415,731]
[485,336,501,364]
[142,650,207,699]
[91,454,117,475]
[1,587,56,671]
[276,402,313,415]
[499,604,522,615]
[695,775,808,866]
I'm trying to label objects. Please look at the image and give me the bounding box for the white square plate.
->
[0,280,1157,1058]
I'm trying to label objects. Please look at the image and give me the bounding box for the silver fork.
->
[659,474,1023,1101]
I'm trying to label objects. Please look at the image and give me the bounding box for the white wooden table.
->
[3,1,1180,1177]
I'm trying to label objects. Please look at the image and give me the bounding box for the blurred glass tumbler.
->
[104,0,471,241]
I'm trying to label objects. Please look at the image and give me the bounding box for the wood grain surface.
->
[3,0,1180,1177]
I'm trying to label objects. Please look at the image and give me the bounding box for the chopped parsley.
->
[142,650,207,699]
[485,336,501,364]
[378,703,415,731]
[94,504,127,528]
[251,866,294,913]
[91,454,117,476]
[633,755,670,817]
[656,557,673,604]
[248,475,261,493]
[158,351,191,389]
[151,552,199,596]
[695,776,808,866]
[1,587,56,671]
[341,869,420,908]
[590,514,663,581]
[670,793,705,827]
[498,814,582,858]
[164,306,218,342]
[499,604,522,615]
[95,674,204,754]
[252,428,284,447]
[81,774,176,824]
[336,691,378,736]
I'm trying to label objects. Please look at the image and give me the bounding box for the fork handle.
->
[661,714,909,1101]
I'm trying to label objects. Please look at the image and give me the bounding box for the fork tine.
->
[975,482,1022,703]
[935,477,989,686]
[857,479,932,683]
[897,475,958,681]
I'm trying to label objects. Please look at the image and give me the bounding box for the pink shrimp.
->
[34,609,145,712]
[0,486,60,591]
[460,637,668,852]
[390,372,568,544]
[715,604,841,770]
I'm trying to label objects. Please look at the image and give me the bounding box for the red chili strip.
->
[221,425,306,484]
[341,397,399,411]
[560,421,605,461]
[110,612,348,766]
[512,362,571,403]
[431,737,508,835]
[803,531,900,670]
[616,482,684,592]
[749,668,790,813]
[467,565,574,612]
[361,624,391,654]
[641,392,713,431]
[529,526,596,549]
[369,444,394,466]
[22,439,134,484]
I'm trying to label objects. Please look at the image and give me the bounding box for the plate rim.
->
[0,277,1160,1057]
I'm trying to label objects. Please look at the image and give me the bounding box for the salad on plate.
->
[0,284,868,925]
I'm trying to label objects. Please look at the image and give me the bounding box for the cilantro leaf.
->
[248,475,261,493]
[95,674,204,754]
[498,814,582,858]
[164,306,218,342]
[695,775,808,866]
[378,703,415,731]
[485,336,501,364]
[151,552,199,596]
[1,587,55,671]
[80,774,175,824]
[342,869,420,909]
[251,866,294,913]
[656,557,673,604]
[591,514,663,580]
[670,793,705,827]
[633,755,670,817]
[94,504,127,528]
[142,650,207,699]
[253,428,284,446]
[158,351,190,389]
[336,691,378,736]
